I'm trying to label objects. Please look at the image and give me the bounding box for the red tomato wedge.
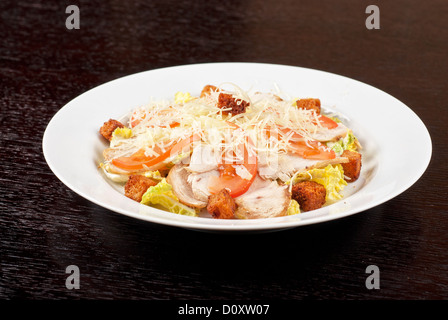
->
[278,127,336,160]
[208,123,258,198]
[314,115,338,129]
[208,149,258,198]
[112,134,201,171]
[130,113,145,127]
[287,140,335,160]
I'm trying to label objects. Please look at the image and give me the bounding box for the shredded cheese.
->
[104,84,347,180]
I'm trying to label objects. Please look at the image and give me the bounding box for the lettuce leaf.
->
[327,131,358,156]
[286,199,301,215]
[140,179,198,216]
[143,170,163,180]
[291,164,347,202]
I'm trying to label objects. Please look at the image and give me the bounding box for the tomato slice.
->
[278,127,335,160]
[208,124,258,198]
[130,113,145,128]
[112,134,200,171]
[287,140,335,160]
[314,115,338,129]
[208,152,257,198]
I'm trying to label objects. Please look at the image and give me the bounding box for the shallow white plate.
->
[42,63,432,232]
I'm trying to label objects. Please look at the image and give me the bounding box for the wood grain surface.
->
[1,0,447,302]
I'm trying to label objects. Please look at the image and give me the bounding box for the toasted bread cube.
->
[341,150,362,182]
[217,93,249,116]
[291,181,326,212]
[124,175,158,203]
[200,84,219,97]
[296,98,321,114]
[207,188,237,219]
[100,119,125,141]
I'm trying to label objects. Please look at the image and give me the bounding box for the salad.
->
[99,84,362,219]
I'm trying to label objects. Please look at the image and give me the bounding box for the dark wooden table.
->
[1,0,447,306]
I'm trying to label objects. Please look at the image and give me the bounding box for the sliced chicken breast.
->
[258,153,348,182]
[308,123,349,142]
[258,152,321,181]
[166,164,208,208]
[234,175,290,219]
[187,144,220,173]
[188,170,219,202]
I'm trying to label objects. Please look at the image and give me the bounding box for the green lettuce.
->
[140,179,198,217]
[327,131,358,156]
[286,199,301,215]
[290,164,347,202]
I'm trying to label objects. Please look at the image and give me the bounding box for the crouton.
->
[217,93,249,116]
[291,181,326,212]
[200,84,219,97]
[207,188,237,219]
[296,98,321,114]
[341,150,362,182]
[124,175,158,202]
[100,119,125,141]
